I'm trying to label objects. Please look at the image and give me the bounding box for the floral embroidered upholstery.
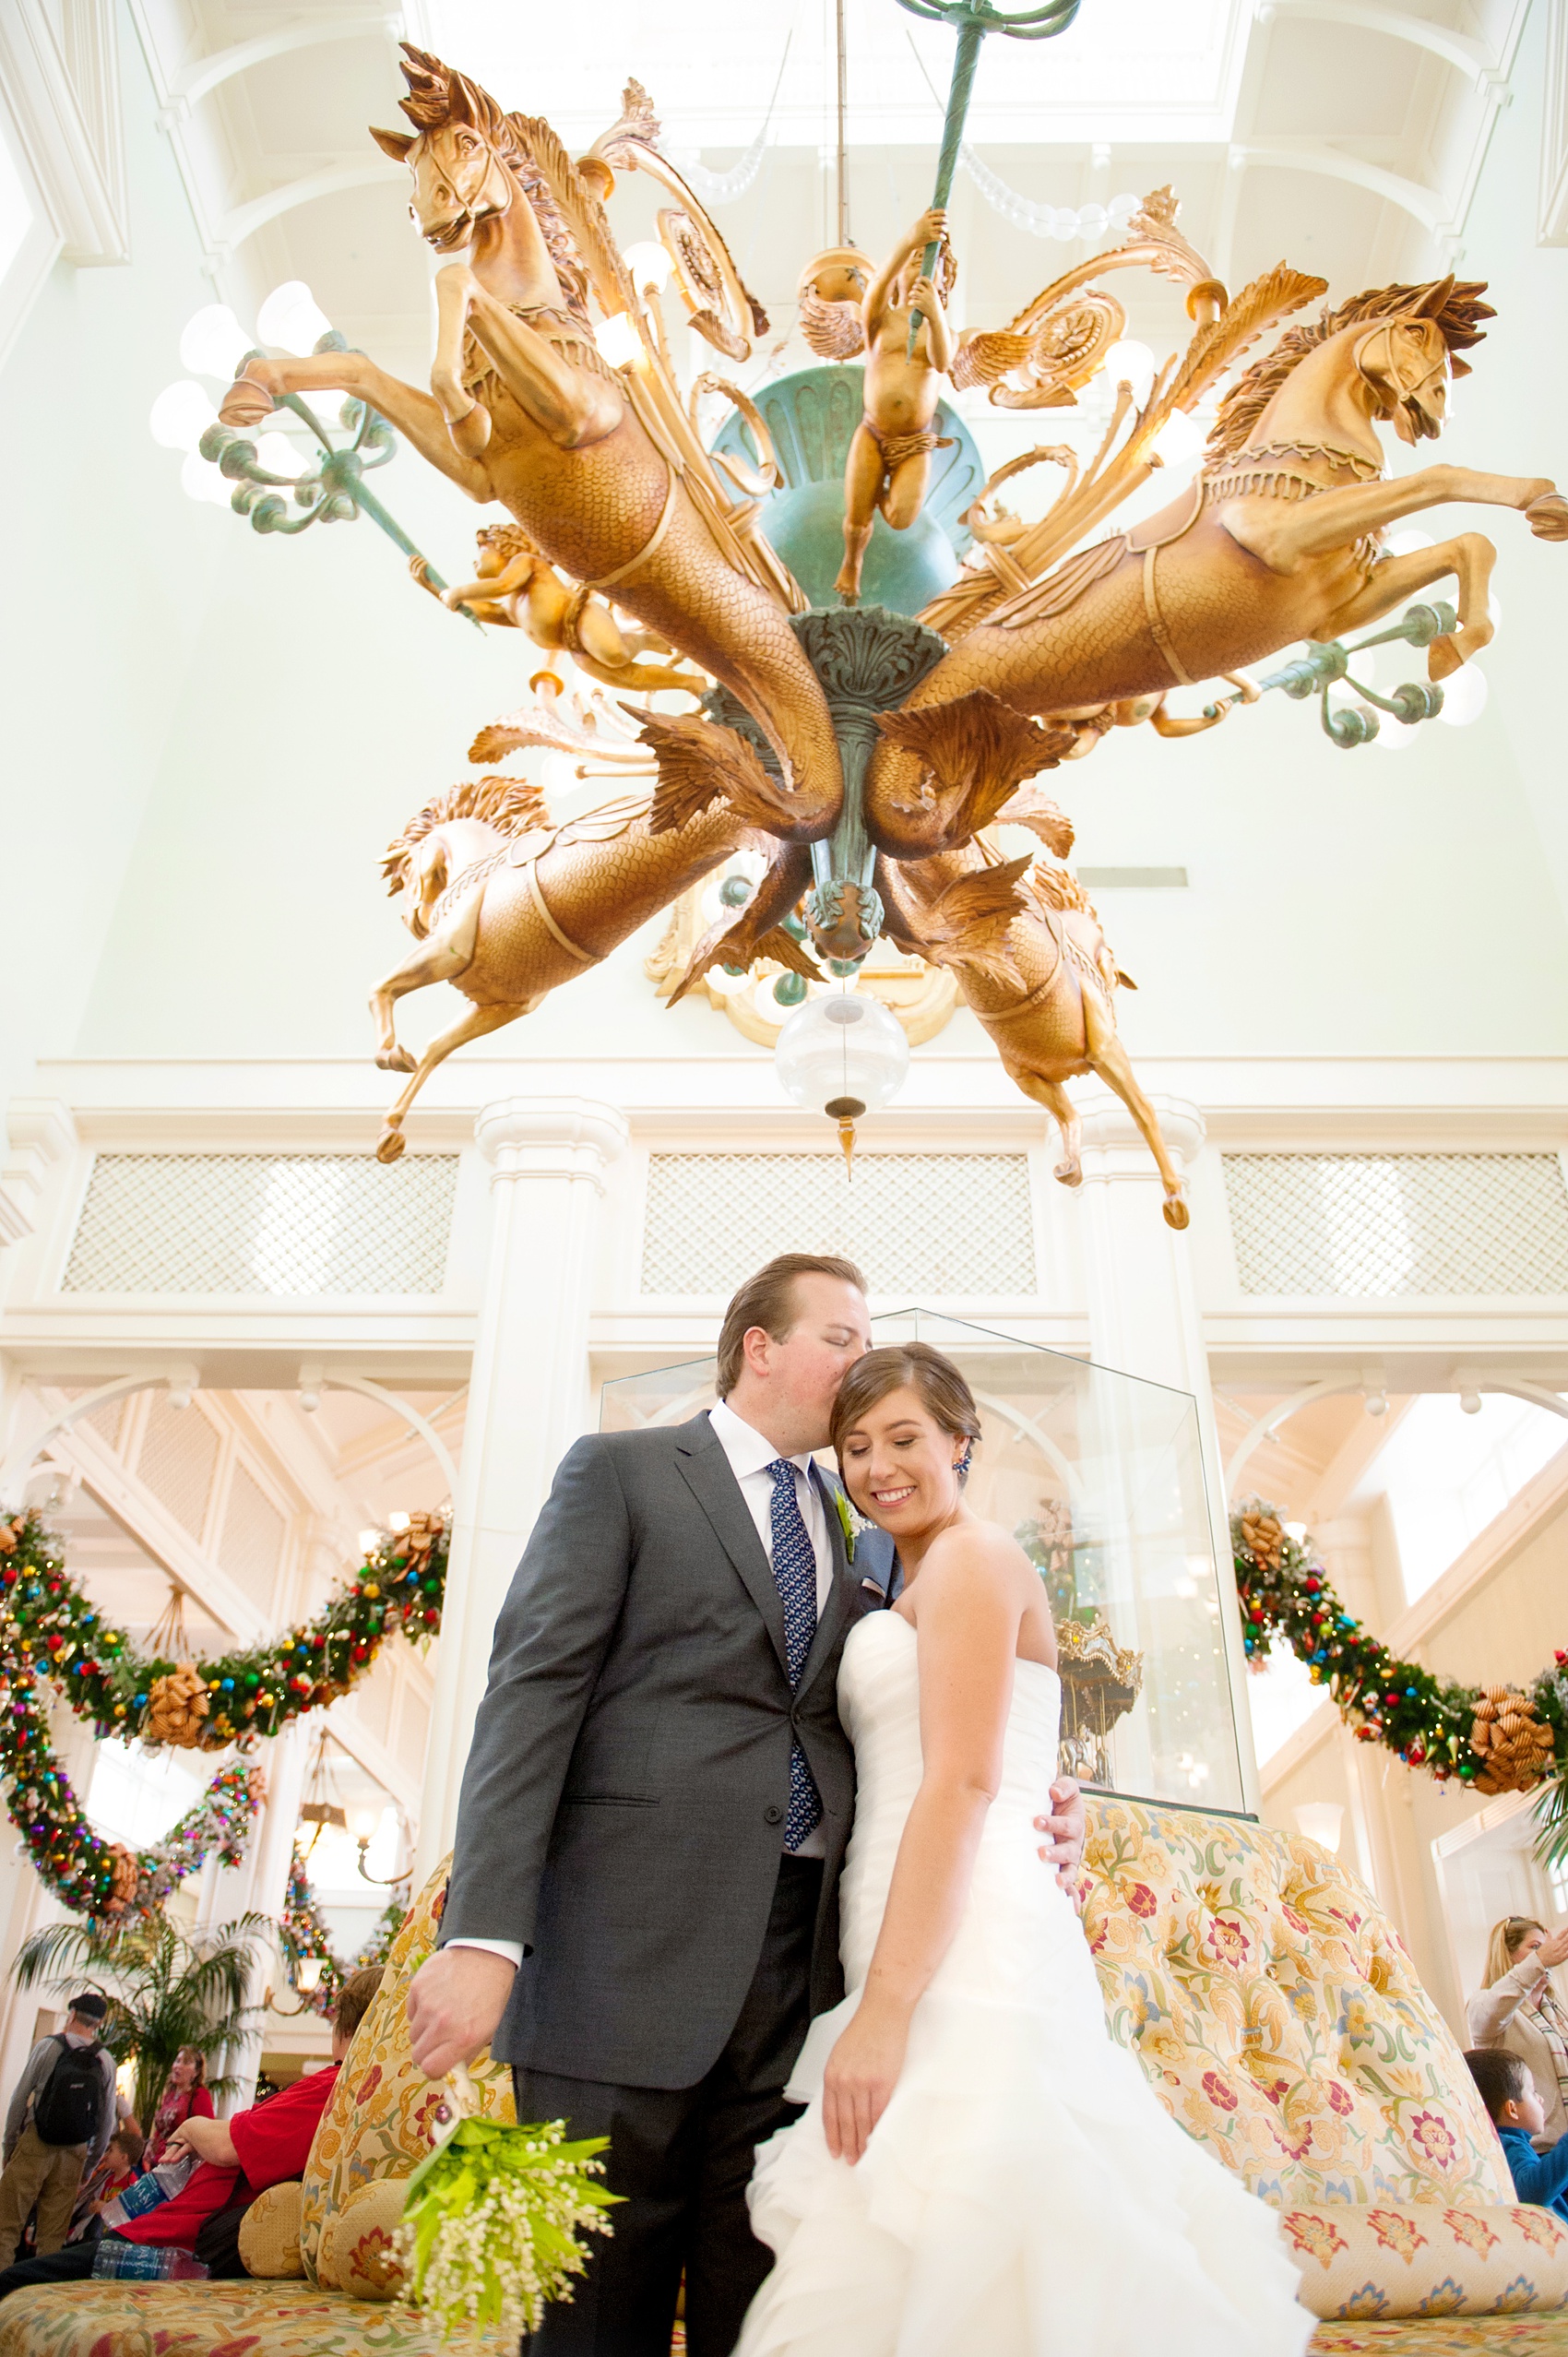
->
[0,2280,513,2357]
[1082,1799,1511,2208]
[301,1855,513,2282]
[1279,2201,1568,2319]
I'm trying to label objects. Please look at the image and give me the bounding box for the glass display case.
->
[600,1309,1247,1815]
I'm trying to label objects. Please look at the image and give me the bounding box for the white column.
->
[412,1098,627,1889]
[220,1718,311,2115]
[1074,1090,1261,1814]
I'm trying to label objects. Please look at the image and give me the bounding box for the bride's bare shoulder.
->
[922,1518,1034,1584]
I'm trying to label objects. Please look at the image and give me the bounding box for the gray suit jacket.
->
[440,1411,895,2089]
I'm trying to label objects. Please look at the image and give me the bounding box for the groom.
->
[408,1253,1087,2354]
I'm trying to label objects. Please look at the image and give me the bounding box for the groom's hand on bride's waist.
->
[1035,1776,1088,1912]
[407,1945,517,2078]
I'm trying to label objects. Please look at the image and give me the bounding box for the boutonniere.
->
[829,1486,862,1564]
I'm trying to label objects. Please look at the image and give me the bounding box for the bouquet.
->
[397,2068,618,2339]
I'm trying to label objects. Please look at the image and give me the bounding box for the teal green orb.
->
[709,365,984,622]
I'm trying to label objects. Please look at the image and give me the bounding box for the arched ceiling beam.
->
[164,12,400,115]
[1258,1,1500,91]
[216,161,408,256]
[1229,139,1448,235]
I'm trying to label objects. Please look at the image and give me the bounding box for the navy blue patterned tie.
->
[766,1458,823,1850]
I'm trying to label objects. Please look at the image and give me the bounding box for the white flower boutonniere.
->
[829,1486,863,1564]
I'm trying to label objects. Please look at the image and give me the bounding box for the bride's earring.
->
[955,1445,973,1479]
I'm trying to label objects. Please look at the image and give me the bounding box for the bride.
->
[736,1342,1310,2356]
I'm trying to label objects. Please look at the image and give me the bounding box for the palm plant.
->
[14,1911,269,2128]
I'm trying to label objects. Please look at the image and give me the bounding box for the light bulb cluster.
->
[150,281,347,506]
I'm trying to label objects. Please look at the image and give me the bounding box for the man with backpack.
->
[0,1994,117,2263]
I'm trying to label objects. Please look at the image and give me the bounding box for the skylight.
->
[420,0,1253,149]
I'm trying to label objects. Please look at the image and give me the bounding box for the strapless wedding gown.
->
[737,1613,1310,2355]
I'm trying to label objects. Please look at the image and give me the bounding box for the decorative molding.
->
[0,0,127,263]
[0,1100,77,1246]
[1259,2,1503,92]
[1544,0,1568,244]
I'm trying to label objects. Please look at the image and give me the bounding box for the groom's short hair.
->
[716,1253,868,1396]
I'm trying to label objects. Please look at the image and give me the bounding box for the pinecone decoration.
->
[144,1661,210,1748]
[1241,1510,1286,1572]
[401,1510,445,1573]
[1470,1684,1556,1794]
[104,1843,138,1911]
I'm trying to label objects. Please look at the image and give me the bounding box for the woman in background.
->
[1467,1916,1568,2145]
[142,2049,212,2170]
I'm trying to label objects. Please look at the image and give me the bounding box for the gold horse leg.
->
[1324,532,1497,675]
[1004,1067,1084,1187]
[1080,989,1189,1231]
[375,999,533,1164]
[369,899,483,1070]
[431,264,491,458]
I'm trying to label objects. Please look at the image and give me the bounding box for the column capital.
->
[1075,1089,1206,1174]
[476,1096,629,1189]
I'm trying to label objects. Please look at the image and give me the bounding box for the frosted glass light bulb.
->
[1101,339,1155,398]
[1436,662,1488,726]
[253,431,302,480]
[1152,410,1203,466]
[150,379,219,452]
[623,239,673,292]
[594,311,643,368]
[179,304,252,380]
[179,450,232,506]
[256,280,333,355]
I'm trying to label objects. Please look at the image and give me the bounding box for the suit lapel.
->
[794,1467,857,1702]
[672,1413,788,1673]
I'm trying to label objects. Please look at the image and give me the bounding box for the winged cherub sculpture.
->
[211,51,1567,1221]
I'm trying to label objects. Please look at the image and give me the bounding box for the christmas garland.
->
[1232,1500,1568,1851]
[279,1851,406,2014]
[0,1507,447,1920]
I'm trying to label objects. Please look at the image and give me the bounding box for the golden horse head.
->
[370,42,590,315]
[381,776,551,940]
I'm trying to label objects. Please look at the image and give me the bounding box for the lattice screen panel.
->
[136,1397,220,1542]
[219,1463,286,1603]
[62,1154,458,1295]
[1222,1152,1568,1297]
[641,1154,1036,1296]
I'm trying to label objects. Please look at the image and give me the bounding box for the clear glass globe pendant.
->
[773,993,910,1168]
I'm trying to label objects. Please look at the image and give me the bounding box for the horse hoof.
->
[1427,635,1461,682]
[1526,492,1568,541]
[1053,1162,1083,1188]
[1162,1193,1191,1232]
[374,1126,407,1165]
[375,1047,416,1075]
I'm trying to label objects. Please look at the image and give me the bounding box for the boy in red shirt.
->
[0,1968,381,2299]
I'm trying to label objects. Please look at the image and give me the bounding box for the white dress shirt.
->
[450,1400,837,1966]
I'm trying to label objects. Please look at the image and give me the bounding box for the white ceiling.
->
[125,0,1530,387]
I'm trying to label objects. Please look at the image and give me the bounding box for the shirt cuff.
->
[445,1937,525,1969]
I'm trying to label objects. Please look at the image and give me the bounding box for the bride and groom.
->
[407,1253,1308,2354]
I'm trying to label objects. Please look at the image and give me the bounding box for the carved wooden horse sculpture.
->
[371,776,761,1161]
[220,44,842,836]
[867,278,1568,823]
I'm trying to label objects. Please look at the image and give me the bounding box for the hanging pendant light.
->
[774,993,909,1169]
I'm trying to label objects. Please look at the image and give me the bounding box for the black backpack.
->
[32,2036,104,2148]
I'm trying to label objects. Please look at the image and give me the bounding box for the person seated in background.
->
[143,2047,212,2168]
[1465,2048,1568,2220]
[68,2125,145,2242]
[1467,1915,1568,2147]
[0,1967,382,2299]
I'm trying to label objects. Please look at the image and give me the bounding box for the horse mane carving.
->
[381,775,551,892]
[1206,274,1494,465]
[393,43,592,323]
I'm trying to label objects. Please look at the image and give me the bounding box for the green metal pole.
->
[908,17,982,354]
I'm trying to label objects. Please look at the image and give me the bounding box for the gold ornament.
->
[144,1662,211,1749]
[1055,1614,1145,1787]
[104,1843,138,1910]
[1469,1684,1555,1795]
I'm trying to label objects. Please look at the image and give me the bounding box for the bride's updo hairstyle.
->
[829,1342,982,1482]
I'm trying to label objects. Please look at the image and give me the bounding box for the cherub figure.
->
[434,524,707,697]
[817,208,956,603]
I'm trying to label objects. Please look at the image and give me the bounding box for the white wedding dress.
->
[737,1612,1311,2356]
